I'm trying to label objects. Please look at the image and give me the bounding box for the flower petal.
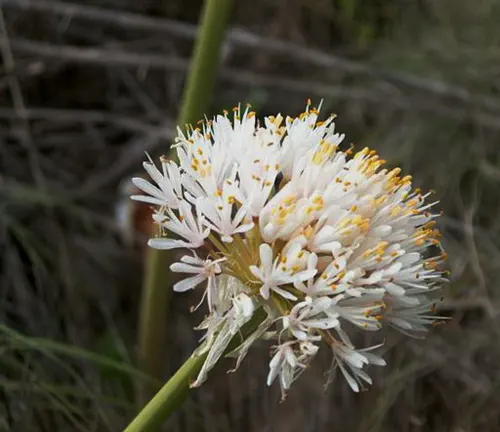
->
[173,274,207,292]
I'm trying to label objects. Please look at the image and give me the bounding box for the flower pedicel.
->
[131,101,448,398]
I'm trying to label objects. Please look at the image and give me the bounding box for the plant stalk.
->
[127,309,267,431]
[136,0,234,402]
[126,353,207,432]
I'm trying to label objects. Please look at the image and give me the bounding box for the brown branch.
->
[4,37,500,131]
[3,36,190,71]
[76,125,172,197]
[0,107,159,133]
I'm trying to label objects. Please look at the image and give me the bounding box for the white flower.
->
[329,292,386,331]
[197,186,254,242]
[249,243,317,300]
[131,156,182,208]
[132,102,448,396]
[170,254,223,293]
[283,296,338,340]
[191,292,255,387]
[330,342,386,392]
[175,126,233,198]
[234,147,280,218]
[267,339,320,399]
[385,299,445,335]
[266,343,303,393]
[148,201,209,250]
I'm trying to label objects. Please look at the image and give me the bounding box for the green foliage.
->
[0,325,156,431]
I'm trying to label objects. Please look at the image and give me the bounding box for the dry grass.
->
[1,0,500,431]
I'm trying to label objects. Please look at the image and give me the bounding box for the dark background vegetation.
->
[1,0,500,431]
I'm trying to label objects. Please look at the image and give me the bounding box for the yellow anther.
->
[312,196,324,206]
[387,168,401,178]
[303,226,314,239]
[378,241,389,249]
[354,147,369,159]
[390,206,402,217]
[278,208,288,218]
[336,271,346,280]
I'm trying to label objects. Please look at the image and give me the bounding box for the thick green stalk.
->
[176,0,234,131]
[127,309,267,431]
[137,0,234,401]
[125,353,207,432]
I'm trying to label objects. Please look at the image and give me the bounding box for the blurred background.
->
[1,0,499,431]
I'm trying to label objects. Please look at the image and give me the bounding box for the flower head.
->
[132,101,448,396]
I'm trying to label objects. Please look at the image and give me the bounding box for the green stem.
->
[176,0,234,133]
[136,248,172,402]
[136,0,234,401]
[127,309,267,431]
[125,353,207,432]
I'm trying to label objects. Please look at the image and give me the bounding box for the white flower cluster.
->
[132,102,447,397]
